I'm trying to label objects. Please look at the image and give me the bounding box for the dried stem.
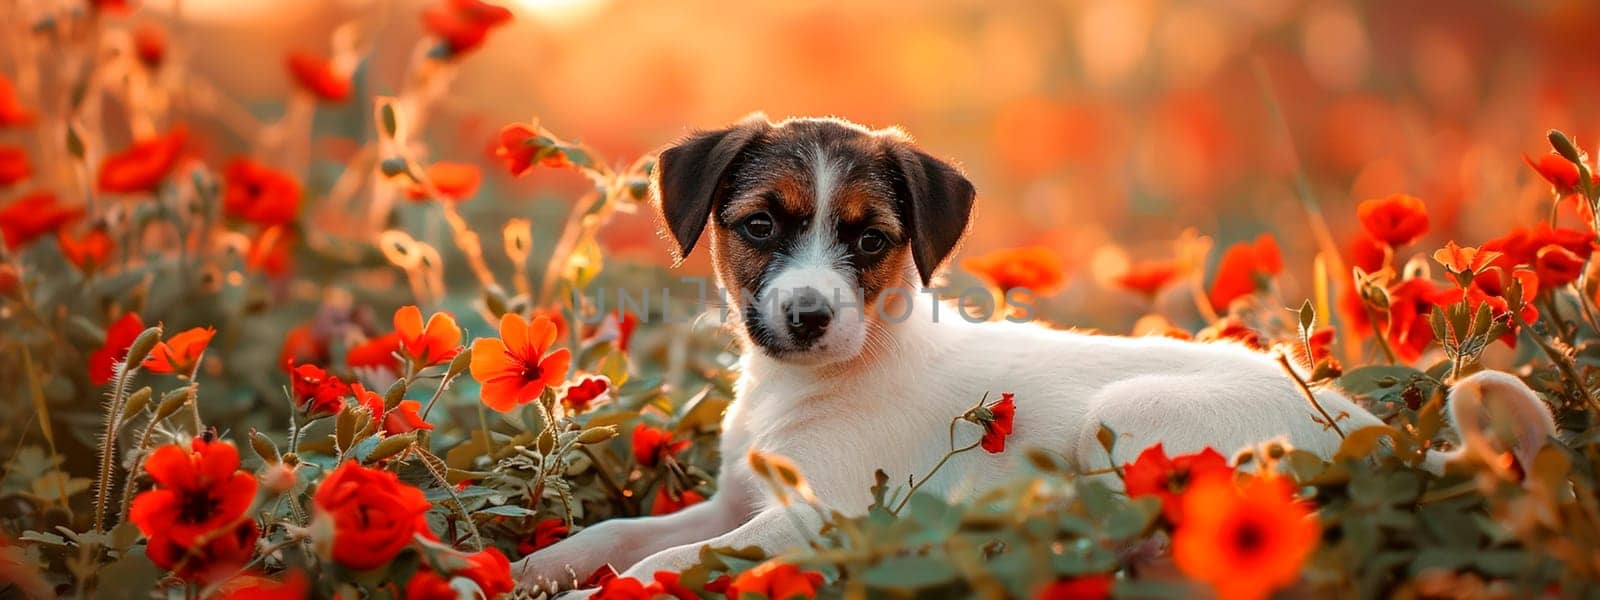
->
[1276,351,1345,439]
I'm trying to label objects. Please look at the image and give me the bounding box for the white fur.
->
[516,286,1555,594]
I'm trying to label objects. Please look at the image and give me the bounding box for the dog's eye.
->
[741,212,775,241]
[857,229,889,255]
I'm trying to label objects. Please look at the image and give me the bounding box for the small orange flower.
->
[1113,259,1182,299]
[632,423,689,468]
[1525,152,1595,197]
[724,561,825,600]
[650,488,706,516]
[290,362,349,416]
[345,331,402,374]
[517,517,569,554]
[0,75,34,127]
[57,227,115,274]
[1207,234,1282,312]
[98,127,187,194]
[394,305,462,369]
[561,375,610,414]
[1384,278,1462,364]
[213,571,310,600]
[353,382,432,435]
[0,145,29,186]
[245,225,295,276]
[1,191,84,250]
[470,313,572,411]
[977,392,1015,454]
[285,51,352,103]
[89,312,145,385]
[962,246,1067,295]
[132,23,167,69]
[223,159,302,227]
[1034,575,1113,600]
[1482,225,1595,294]
[1197,316,1265,350]
[1173,474,1318,600]
[495,123,569,176]
[1357,193,1429,247]
[1122,443,1232,523]
[1432,241,1498,287]
[279,323,330,372]
[405,162,482,202]
[421,0,513,57]
[143,326,216,375]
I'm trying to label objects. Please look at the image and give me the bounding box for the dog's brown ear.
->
[653,116,769,262]
[888,142,976,286]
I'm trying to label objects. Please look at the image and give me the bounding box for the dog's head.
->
[653,114,975,365]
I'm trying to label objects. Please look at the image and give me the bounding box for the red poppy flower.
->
[213,570,310,600]
[311,461,434,571]
[88,0,134,14]
[562,376,609,414]
[632,423,690,468]
[1113,260,1182,299]
[0,264,17,297]
[132,23,167,69]
[87,313,145,385]
[470,313,572,412]
[1482,225,1595,294]
[1384,278,1463,363]
[405,547,513,600]
[145,520,259,584]
[1173,474,1318,600]
[223,159,302,227]
[650,488,706,516]
[1122,443,1232,523]
[1357,194,1429,247]
[354,382,432,435]
[518,517,569,554]
[245,225,295,276]
[0,75,33,127]
[1196,317,1265,350]
[592,576,654,600]
[495,123,570,176]
[128,438,259,548]
[1466,268,1539,348]
[962,246,1068,295]
[1292,326,1336,369]
[405,162,482,202]
[285,51,352,103]
[98,127,187,194]
[1,191,84,249]
[345,331,402,374]
[725,561,825,600]
[978,392,1016,453]
[1034,575,1113,600]
[142,327,214,375]
[1525,152,1595,198]
[1535,244,1586,289]
[1208,234,1282,312]
[582,311,639,352]
[421,0,513,57]
[290,362,349,416]
[394,305,462,369]
[58,228,115,274]
[279,324,330,372]
[1348,234,1389,273]
[0,145,29,186]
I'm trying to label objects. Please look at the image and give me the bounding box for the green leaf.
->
[478,504,538,517]
[859,554,956,589]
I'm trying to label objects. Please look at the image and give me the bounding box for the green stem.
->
[891,441,981,516]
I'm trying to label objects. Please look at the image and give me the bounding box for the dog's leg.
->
[513,495,744,591]
[613,504,820,581]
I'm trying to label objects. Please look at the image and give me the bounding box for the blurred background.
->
[139,0,1600,331]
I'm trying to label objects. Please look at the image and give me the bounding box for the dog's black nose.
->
[782,288,832,344]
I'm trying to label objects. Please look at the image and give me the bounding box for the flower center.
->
[179,490,222,524]
[1232,520,1265,555]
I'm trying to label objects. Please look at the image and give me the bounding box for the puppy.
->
[515,115,1556,590]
